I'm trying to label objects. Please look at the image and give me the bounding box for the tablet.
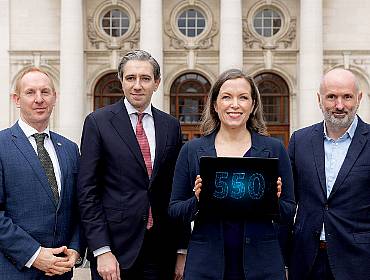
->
[199,156,279,220]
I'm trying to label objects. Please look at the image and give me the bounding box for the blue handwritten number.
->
[214,172,228,199]
[230,173,245,199]
[247,173,265,199]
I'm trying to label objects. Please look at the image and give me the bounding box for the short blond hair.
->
[14,67,55,95]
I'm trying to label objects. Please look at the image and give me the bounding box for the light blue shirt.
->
[320,115,358,241]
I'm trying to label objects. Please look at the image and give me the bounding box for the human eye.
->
[25,89,34,96]
[221,95,230,100]
[42,89,51,96]
[125,76,135,82]
[326,94,335,100]
[141,76,151,82]
[240,95,249,100]
[344,94,353,100]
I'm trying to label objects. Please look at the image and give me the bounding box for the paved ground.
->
[73,268,91,280]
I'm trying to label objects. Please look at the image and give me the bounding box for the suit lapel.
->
[196,133,217,159]
[10,123,57,207]
[250,132,272,158]
[110,99,147,174]
[50,132,67,209]
[329,119,369,199]
[151,107,168,181]
[311,123,327,197]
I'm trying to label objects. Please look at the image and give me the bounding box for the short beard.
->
[322,106,358,130]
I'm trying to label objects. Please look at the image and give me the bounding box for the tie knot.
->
[136,112,145,123]
[33,133,47,145]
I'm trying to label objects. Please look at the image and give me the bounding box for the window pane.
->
[188,19,195,27]
[188,9,196,17]
[198,18,205,28]
[188,29,195,37]
[263,10,272,17]
[178,19,186,27]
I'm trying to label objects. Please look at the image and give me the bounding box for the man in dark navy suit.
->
[0,67,83,279]
[289,68,370,280]
[77,50,186,280]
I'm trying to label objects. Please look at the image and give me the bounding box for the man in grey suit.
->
[0,67,83,279]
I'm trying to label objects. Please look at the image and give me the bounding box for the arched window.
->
[94,73,123,110]
[254,73,290,146]
[170,73,211,142]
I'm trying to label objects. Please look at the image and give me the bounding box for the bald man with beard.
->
[288,68,370,280]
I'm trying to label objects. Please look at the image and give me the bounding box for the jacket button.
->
[324,204,329,210]
[245,238,251,244]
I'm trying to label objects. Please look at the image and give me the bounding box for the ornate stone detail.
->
[242,20,262,49]
[242,17,297,50]
[277,18,297,48]
[87,17,104,49]
[165,21,218,50]
[87,1,139,50]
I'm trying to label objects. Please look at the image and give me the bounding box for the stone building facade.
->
[1,0,369,145]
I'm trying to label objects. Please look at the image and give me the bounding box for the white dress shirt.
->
[18,118,62,267]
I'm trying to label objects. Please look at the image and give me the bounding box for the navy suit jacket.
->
[169,131,295,280]
[288,117,370,280]
[0,122,82,279]
[77,98,184,270]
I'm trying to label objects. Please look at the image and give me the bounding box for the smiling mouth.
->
[227,112,243,118]
[332,111,347,118]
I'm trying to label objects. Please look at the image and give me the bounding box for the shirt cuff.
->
[177,249,187,255]
[93,246,111,257]
[25,246,41,268]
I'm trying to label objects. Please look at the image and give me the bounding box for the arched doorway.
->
[170,73,211,142]
[254,72,290,146]
[94,72,123,110]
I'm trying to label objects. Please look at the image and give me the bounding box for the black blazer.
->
[77,99,183,269]
[169,131,295,280]
[288,117,370,280]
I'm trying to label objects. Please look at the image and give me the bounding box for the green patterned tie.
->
[33,133,59,204]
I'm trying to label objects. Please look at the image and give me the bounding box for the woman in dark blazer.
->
[169,69,295,280]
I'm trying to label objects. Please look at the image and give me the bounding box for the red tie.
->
[136,113,153,229]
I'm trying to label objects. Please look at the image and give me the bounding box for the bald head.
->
[319,68,359,96]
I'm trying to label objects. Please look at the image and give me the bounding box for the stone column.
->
[140,0,164,110]
[219,0,243,73]
[59,0,84,143]
[0,0,10,129]
[298,0,323,128]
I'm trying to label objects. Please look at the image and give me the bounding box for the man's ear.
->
[357,91,363,104]
[12,93,20,108]
[317,92,322,109]
[154,78,161,92]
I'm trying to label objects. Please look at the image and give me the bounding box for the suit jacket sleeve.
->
[169,142,199,225]
[77,114,111,252]
[0,157,40,270]
[68,142,85,255]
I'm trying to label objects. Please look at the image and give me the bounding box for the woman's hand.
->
[193,175,202,201]
[277,177,282,198]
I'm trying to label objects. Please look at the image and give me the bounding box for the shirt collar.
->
[18,118,50,139]
[323,115,358,140]
[124,98,153,117]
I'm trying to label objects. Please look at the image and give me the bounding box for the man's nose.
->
[133,78,142,89]
[34,91,44,103]
[335,98,344,110]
